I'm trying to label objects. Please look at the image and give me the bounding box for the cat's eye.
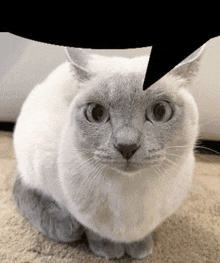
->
[85,103,110,124]
[146,101,173,123]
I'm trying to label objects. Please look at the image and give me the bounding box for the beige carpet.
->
[1,131,220,263]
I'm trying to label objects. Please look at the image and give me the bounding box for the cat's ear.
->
[65,47,92,81]
[171,44,206,83]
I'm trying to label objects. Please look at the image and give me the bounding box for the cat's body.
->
[13,46,204,259]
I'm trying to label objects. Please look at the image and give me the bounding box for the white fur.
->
[13,62,76,202]
[13,51,200,243]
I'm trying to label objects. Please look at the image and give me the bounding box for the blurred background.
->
[0,32,220,142]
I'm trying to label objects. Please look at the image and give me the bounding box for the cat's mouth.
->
[121,162,143,173]
[121,157,164,173]
[95,155,164,174]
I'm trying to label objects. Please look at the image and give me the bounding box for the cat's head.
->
[64,46,204,175]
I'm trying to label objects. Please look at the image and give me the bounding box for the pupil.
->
[92,105,104,120]
[153,103,165,120]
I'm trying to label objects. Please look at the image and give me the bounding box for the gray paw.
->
[125,233,154,259]
[13,175,84,243]
[39,199,84,243]
[86,229,124,259]
[86,229,154,259]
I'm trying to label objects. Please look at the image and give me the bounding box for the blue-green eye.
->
[146,101,173,123]
[85,103,110,123]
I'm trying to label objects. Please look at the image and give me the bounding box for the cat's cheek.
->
[178,105,198,144]
[178,89,199,127]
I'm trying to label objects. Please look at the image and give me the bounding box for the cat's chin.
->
[109,161,144,175]
[105,157,165,176]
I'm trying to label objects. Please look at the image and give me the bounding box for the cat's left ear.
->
[65,47,92,81]
[171,44,206,83]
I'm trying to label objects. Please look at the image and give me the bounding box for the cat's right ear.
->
[65,47,92,81]
[170,44,206,83]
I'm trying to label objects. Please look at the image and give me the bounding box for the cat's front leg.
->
[125,233,154,259]
[13,175,84,243]
[85,229,125,259]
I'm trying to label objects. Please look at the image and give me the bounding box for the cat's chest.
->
[68,159,193,243]
[71,170,168,242]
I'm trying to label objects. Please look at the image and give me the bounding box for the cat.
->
[13,45,205,259]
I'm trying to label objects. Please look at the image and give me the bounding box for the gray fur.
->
[124,233,154,259]
[13,174,84,243]
[86,228,153,259]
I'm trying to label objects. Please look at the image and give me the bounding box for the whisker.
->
[154,161,187,199]
[166,145,191,149]
[58,148,95,156]
[59,156,94,172]
[87,163,104,191]
[83,163,106,201]
[164,157,180,168]
[75,160,102,197]
[154,165,165,177]
[157,162,174,177]
[158,156,190,178]
[78,159,99,186]
[165,152,186,160]
[75,156,94,167]
[195,145,220,155]
[70,157,97,173]
[153,166,162,177]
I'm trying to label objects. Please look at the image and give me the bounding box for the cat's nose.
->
[115,143,139,160]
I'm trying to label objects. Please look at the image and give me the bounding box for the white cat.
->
[13,45,204,259]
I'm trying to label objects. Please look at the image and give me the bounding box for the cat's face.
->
[67,52,199,175]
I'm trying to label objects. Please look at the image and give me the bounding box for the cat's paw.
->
[125,233,154,259]
[86,229,124,259]
[39,201,84,243]
[13,175,84,243]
